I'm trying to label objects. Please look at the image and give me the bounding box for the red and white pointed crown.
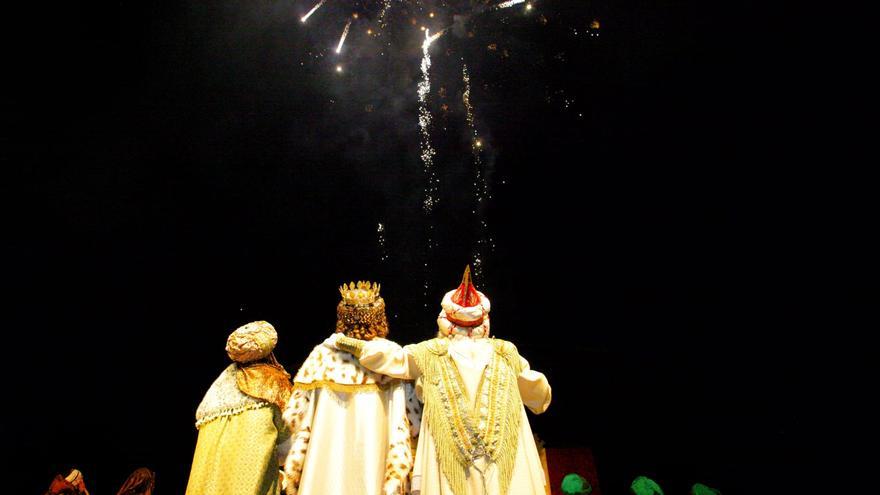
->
[451,265,481,307]
[438,266,491,335]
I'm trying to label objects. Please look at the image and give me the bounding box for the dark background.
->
[2,0,853,493]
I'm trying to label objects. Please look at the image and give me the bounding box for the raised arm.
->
[517,355,552,414]
[328,334,422,380]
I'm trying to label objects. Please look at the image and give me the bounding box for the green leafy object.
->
[561,473,592,494]
[630,476,664,495]
[691,483,721,495]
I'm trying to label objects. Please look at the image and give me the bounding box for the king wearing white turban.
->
[331,268,552,495]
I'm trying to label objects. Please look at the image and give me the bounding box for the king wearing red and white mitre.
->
[331,267,552,495]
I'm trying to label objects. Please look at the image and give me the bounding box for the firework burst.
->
[294,0,549,294]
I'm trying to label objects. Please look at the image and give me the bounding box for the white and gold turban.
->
[226,320,278,363]
[437,289,491,338]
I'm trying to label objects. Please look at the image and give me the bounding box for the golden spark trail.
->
[494,0,526,9]
[463,64,492,279]
[300,0,326,23]
[463,65,488,205]
[418,28,444,214]
[418,28,446,307]
[335,20,352,53]
[377,0,393,28]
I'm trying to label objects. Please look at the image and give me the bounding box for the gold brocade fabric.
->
[236,362,294,411]
[227,321,278,364]
[185,407,283,495]
[409,338,525,495]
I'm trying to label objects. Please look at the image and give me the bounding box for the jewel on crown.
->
[338,281,381,306]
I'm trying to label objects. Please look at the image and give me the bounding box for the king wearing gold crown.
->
[281,282,420,495]
[330,268,552,495]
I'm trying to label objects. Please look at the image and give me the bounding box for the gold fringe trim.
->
[292,380,390,393]
[194,401,271,429]
[410,338,524,495]
[494,339,523,495]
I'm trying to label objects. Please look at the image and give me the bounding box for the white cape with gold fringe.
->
[357,335,552,495]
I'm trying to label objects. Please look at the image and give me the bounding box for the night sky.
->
[3,0,850,493]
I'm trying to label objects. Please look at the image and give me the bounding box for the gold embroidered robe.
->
[339,335,551,495]
[186,364,289,495]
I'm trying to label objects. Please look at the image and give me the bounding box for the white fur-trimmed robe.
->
[282,338,420,495]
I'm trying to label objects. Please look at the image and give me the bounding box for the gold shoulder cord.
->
[336,335,365,358]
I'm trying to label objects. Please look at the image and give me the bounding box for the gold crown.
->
[339,281,381,306]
